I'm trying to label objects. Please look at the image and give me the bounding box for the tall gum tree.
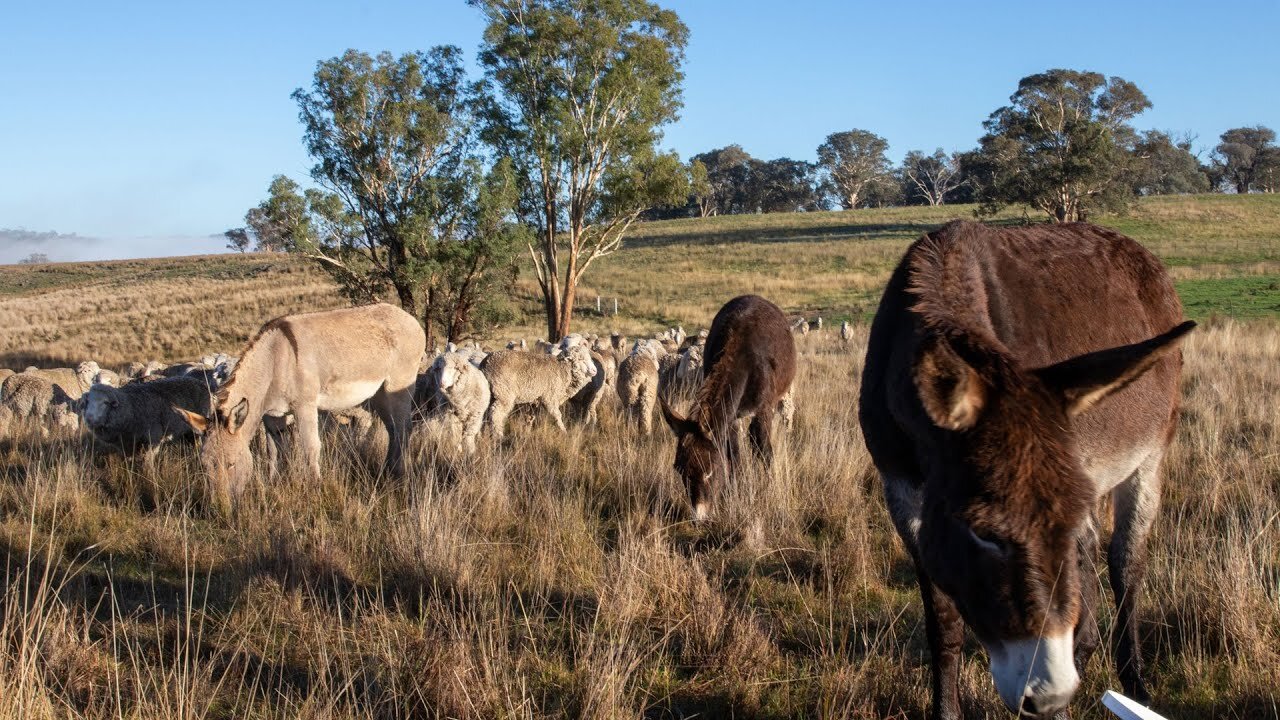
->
[965,69,1151,222]
[473,0,689,341]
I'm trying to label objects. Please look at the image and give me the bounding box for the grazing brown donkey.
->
[178,303,425,501]
[859,221,1193,718]
[661,294,796,521]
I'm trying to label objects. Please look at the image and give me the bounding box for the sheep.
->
[533,338,556,354]
[425,352,492,453]
[0,368,13,397]
[608,332,629,367]
[506,339,528,351]
[660,343,704,403]
[76,361,121,388]
[778,387,796,431]
[815,316,823,331]
[480,344,597,438]
[20,366,91,400]
[83,376,213,456]
[159,362,205,378]
[792,318,809,336]
[616,342,665,435]
[840,320,851,345]
[0,373,79,437]
[567,349,611,426]
[449,345,488,367]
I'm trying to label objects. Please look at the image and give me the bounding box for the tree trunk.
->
[420,286,434,350]
[1236,181,1250,194]
[557,274,577,341]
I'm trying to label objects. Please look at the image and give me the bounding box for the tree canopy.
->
[473,0,690,341]
[1212,126,1279,194]
[237,49,522,344]
[964,69,1151,222]
[816,130,891,210]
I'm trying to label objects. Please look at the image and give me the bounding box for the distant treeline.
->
[651,108,1278,222]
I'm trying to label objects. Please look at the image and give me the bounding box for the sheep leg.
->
[487,398,511,440]
[543,399,567,432]
[638,382,655,435]
[462,409,481,455]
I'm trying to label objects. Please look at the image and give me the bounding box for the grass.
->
[0,194,1278,718]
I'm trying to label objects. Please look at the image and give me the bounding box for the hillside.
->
[2,194,1278,368]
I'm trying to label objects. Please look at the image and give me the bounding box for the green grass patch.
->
[1176,275,1280,319]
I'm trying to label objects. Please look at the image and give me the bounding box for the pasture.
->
[1,195,1278,719]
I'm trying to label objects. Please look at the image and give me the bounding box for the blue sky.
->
[1,0,1277,262]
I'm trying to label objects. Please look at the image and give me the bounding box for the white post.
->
[613,298,619,316]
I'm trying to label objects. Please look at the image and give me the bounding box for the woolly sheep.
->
[792,318,809,336]
[83,376,213,456]
[21,366,91,400]
[425,352,492,453]
[566,349,612,426]
[660,343,704,402]
[616,343,664,435]
[480,345,597,438]
[0,373,79,437]
[840,320,851,345]
[77,361,120,388]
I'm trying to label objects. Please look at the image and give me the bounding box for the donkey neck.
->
[220,327,296,437]
[691,337,750,443]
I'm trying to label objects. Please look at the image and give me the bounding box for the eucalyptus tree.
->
[965,69,1151,222]
[473,0,690,340]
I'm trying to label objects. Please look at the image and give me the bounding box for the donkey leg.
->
[1074,513,1102,674]
[294,405,323,481]
[747,407,775,466]
[882,474,961,719]
[921,575,966,720]
[373,386,413,479]
[263,415,289,480]
[1108,452,1164,703]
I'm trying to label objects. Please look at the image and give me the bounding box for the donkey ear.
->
[226,397,250,434]
[174,407,208,435]
[914,334,988,431]
[1033,321,1195,417]
[659,396,699,437]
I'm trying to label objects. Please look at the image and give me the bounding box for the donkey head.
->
[176,386,256,500]
[912,320,1194,717]
[660,397,727,522]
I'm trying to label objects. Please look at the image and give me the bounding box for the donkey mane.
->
[690,326,749,438]
[216,316,300,404]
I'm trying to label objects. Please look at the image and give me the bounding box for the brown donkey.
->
[859,221,1193,718]
[661,295,796,521]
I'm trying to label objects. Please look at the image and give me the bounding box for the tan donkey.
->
[179,303,425,499]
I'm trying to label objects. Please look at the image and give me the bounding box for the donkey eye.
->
[969,528,1008,555]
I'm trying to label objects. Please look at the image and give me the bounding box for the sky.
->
[1,0,1277,263]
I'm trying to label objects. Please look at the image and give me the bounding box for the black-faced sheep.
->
[83,376,213,455]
